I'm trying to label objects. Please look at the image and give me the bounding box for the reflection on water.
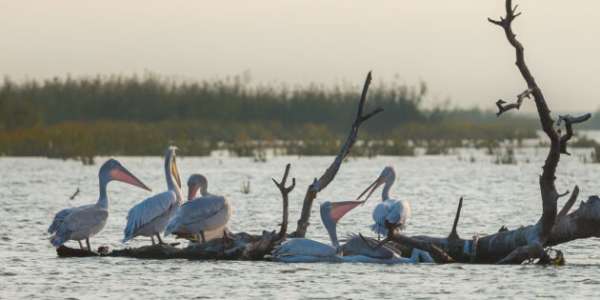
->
[1,148,600,299]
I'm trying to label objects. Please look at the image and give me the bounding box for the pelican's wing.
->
[386,199,411,229]
[64,206,108,233]
[181,196,228,227]
[48,207,74,234]
[165,195,229,236]
[123,191,177,241]
[370,202,389,235]
[50,205,107,247]
[272,238,336,258]
[386,201,403,224]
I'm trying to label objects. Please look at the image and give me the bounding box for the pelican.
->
[48,159,151,250]
[272,200,431,263]
[356,166,410,237]
[123,146,183,245]
[164,174,231,242]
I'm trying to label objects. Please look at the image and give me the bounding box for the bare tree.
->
[291,71,383,237]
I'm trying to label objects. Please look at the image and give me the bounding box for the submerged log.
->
[58,231,271,260]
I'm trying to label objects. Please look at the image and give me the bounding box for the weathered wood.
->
[292,71,383,238]
[272,163,295,242]
[401,194,600,264]
[488,0,592,263]
[387,232,454,263]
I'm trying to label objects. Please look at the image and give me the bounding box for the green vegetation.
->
[0,74,539,161]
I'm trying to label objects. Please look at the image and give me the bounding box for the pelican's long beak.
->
[187,182,199,201]
[354,176,384,203]
[111,165,152,192]
[329,200,365,224]
[171,154,182,189]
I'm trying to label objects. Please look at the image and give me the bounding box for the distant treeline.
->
[0,74,541,160]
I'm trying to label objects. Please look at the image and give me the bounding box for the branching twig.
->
[557,185,579,220]
[557,113,592,155]
[272,163,295,242]
[292,71,383,237]
[495,89,533,116]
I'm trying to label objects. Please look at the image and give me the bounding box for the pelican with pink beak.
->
[272,199,430,263]
[48,159,151,250]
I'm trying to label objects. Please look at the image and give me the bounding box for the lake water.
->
[1,146,600,299]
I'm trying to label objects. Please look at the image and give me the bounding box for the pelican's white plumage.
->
[272,238,337,259]
[48,159,151,250]
[123,146,183,244]
[371,199,411,236]
[164,174,231,242]
[359,166,411,236]
[123,191,179,242]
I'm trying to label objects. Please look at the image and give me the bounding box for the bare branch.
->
[497,243,547,264]
[557,190,570,199]
[272,163,295,241]
[558,113,592,155]
[448,197,463,240]
[292,71,383,237]
[557,185,579,220]
[495,89,533,116]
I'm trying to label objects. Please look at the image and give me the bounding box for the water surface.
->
[1,149,600,299]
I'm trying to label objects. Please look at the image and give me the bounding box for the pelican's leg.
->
[85,238,92,252]
[156,234,164,245]
[151,236,156,245]
[78,240,84,250]
[200,231,206,243]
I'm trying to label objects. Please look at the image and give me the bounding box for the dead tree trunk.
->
[291,72,383,237]
[485,0,593,263]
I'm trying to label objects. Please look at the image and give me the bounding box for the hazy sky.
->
[1,0,599,111]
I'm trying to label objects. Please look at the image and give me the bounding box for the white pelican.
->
[164,174,230,243]
[272,200,431,263]
[48,159,151,250]
[356,166,410,237]
[123,146,183,245]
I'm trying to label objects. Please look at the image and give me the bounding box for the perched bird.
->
[164,174,230,243]
[272,200,430,263]
[355,166,411,237]
[123,146,183,245]
[48,159,151,250]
